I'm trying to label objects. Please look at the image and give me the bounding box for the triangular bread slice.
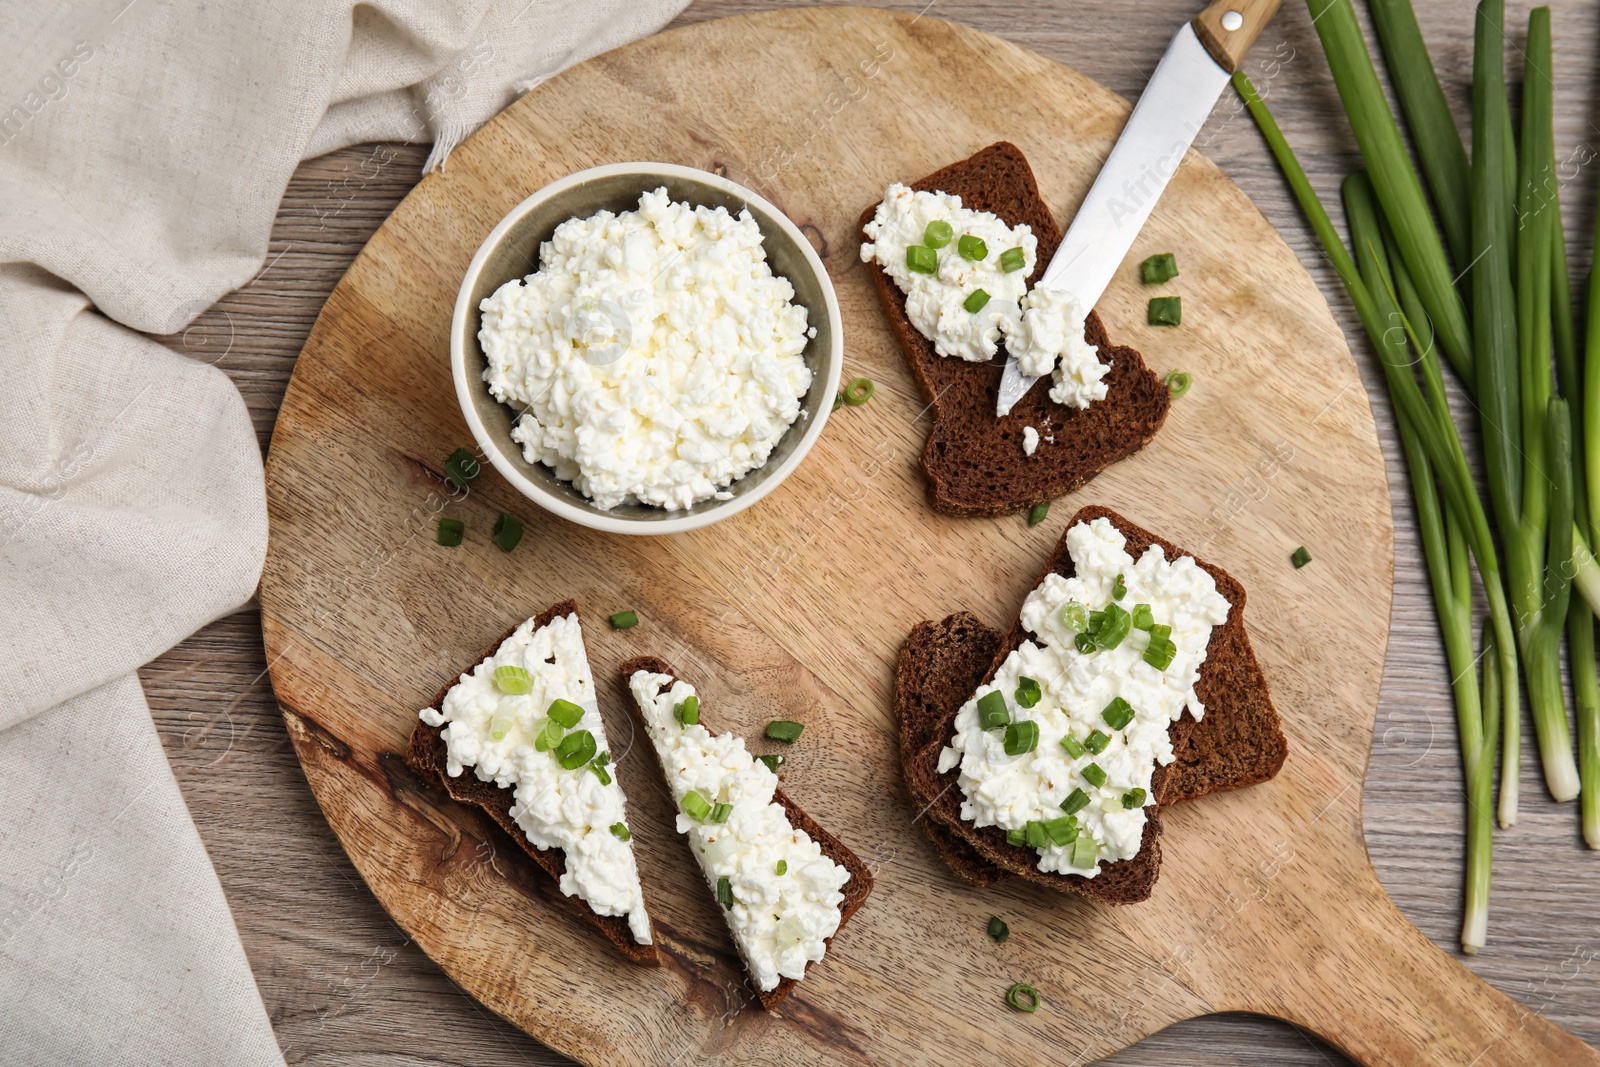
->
[406,600,659,964]
[894,506,1286,902]
[858,142,1171,516]
[620,656,873,1010]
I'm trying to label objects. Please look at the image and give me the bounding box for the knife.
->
[995,0,1282,417]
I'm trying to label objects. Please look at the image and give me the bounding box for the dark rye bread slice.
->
[858,141,1171,516]
[619,655,873,1011]
[406,600,659,965]
[894,506,1287,902]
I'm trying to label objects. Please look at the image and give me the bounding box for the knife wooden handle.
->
[1192,0,1282,72]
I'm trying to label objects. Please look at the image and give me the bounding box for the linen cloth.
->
[0,1,686,1062]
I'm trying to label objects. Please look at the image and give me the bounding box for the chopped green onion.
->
[1070,834,1097,868]
[681,790,711,821]
[609,610,639,630]
[987,915,1009,943]
[1148,296,1182,327]
[609,822,631,841]
[487,715,513,742]
[976,691,1009,730]
[493,665,532,695]
[832,391,843,411]
[436,517,465,546]
[924,220,954,248]
[1005,983,1040,1013]
[709,801,733,823]
[1059,734,1086,759]
[1027,503,1049,527]
[963,288,991,313]
[492,512,523,552]
[1148,623,1172,643]
[1140,252,1180,284]
[776,859,788,875]
[1042,815,1079,847]
[998,247,1027,273]
[1081,763,1107,788]
[765,720,804,743]
[1073,632,1096,655]
[758,753,785,772]
[1142,637,1176,672]
[1005,827,1027,847]
[443,448,481,490]
[545,698,584,728]
[1291,546,1312,569]
[1121,788,1147,809]
[958,234,988,261]
[906,245,938,274]
[842,377,875,406]
[534,718,565,751]
[590,755,612,786]
[1024,820,1050,849]
[555,729,597,770]
[1112,573,1127,600]
[1003,721,1039,756]
[1101,697,1135,731]
[716,875,734,909]
[675,695,700,726]
[1164,370,1192,397]
[1131,603,1154,631]
[1092,602,1131,650]
[1014,676,1041,708]
[1061,602,1088,632]
[1083,730,1110,755]
[1059,788,1090,815]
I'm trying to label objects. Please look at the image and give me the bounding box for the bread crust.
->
[894,506,1287,903]
[619,655,873,1010]
[858,142,1171,516]
[405,599,660,965]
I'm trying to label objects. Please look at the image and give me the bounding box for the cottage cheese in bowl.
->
[477,187,816,512]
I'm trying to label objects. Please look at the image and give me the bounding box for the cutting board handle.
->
[1233,853,1600,1066]
[1193,0,1283,71]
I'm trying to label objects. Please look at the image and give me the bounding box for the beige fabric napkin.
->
[0,0,685,1061]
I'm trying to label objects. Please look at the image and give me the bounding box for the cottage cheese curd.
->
[937,518,1231,875]
[420,614,651,944]
[479,188,815,510]
[629,670,849,991]
[859,183,1107,409]
[1022,425,1040,456]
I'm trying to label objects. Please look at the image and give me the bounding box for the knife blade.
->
[995,1,1281,417]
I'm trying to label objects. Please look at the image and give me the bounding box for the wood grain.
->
[135,2,1600,1065]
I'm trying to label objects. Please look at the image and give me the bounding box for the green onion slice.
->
[610,822,631,841]
[963,288,991,313]
[681,790,712,821]
[436,517,465,546]
[488,716,513,742]
[998,247,1026,273]
[1070,834,1097,868]
[1005,827,1027,847]
[717,875,734,909]
[1014,676,1042,708]
[1061,601,1088,632]
[758,753,785,772]
[906,245,938,274]
[1093,603,1132,650]
[988,915,1010,943]
[842,377,875,406]
[1059,788,1090,815]
[1059,734,1086,759]
[443,447,481,490]
[1005,982,1041,1013]
[958,234,988,261]
[675,695,700,726]
[492,512,524,552]
[609,610,639,630]
[1101,697,1135,731]
[1291,545,1312,569]
[1081,762,1107,788]
[1027,502,1049,527]
[1164,370,1192,397]
[1130,603,1154,631]
[1121,788,1148,810]
[833,391,843,411]
[1148,296,1182,327]
[1042,815,1079,846]
[765,720,804,743]
[1111,573,1127,600]
[493,665,532,695]
[976,691,1009,730]
[1024,820,1050,848]
[555,729,597,770]
[1083,729,1110,755]
[1003,720,1039,756]
[709,801,733,823]
[534,718,565,752]
[546,698,585,728]
[1073,632,1097,655]
[776,859,788,875]
[1140,252,1179,284]
[924,220,954,248]
[1143,638,1176,672]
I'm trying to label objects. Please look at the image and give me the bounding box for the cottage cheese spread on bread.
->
[859,183,1107,409]
[479,188,815,510]
[420,614,651,943]
[938,518,1230,875]
[629,670,849,991]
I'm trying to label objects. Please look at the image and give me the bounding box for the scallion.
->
[964,288,991,313]
[493,665,532,695]
[758,753,785,772]
[987,915,1009,942]
[610,822,631,841]
[492,512,523,552]
[1291,546,1312,569]
[765,720,804,743]
[1005,983,1040,1013]
[1059,788,1089,815]
[958,234,988,261]
[842,377,875,406]
[924,220,954,248]
[1101,697,1135,731]
[546,698,584,728]
[555,729,596,770]
[1059,734,1086,759]
[436,517,464,546]
[1080,763,1107,788]
[977,691,1009,730]
[906,245,937,274]
[1164,370,1192,397]
[1028,502,1049,527]
[1083,729,1110,755]
[1140,253,1179,284]
[1147,296,1181,327]
[1003,720,1039,756]
[1121,788,1147,809]
[674,695,700,726]
[681,790,711,821]
[443,448,481,490]
[1014,676,1042,708]
[609,610,639,630]
[717,875,734,909]
[998,247,1026,273]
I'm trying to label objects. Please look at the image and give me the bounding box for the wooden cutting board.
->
[257,7,1599,1064]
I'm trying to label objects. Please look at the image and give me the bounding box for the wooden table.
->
[139,1,1600,1063]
